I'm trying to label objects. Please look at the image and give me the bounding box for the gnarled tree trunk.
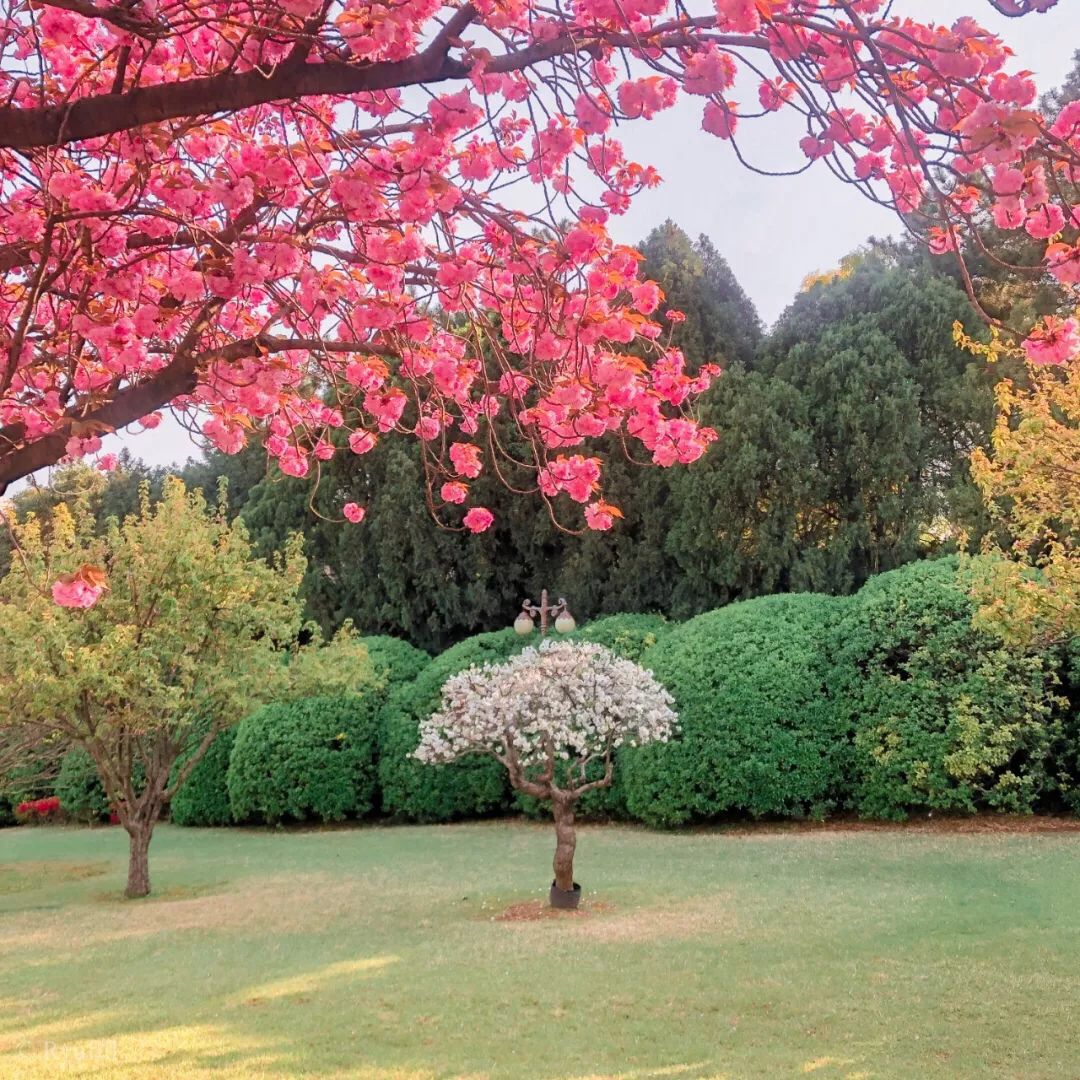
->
[124,820,154,898]
[551,795,577,892]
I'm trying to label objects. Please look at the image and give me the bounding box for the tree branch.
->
[0,22,761,149]
[985,0,1059,15]
[0,333,390,491]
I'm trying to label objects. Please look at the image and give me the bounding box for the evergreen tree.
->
[637,222,762,370]
[552,224,765,615]
[748,257,998,590]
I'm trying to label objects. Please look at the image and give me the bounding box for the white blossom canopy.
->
[414,640,677,797]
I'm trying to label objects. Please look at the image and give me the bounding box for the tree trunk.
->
[125,822,153,899]
[551,797,577,893]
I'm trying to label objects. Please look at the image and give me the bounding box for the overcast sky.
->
[72,2,1080,472]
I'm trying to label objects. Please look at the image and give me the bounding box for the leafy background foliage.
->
[169,727,236,827]
[377,630,528,821]
[624,594,850,827]
[55,749,110,824]
[827,558,1067,820]
[228,695,382,825]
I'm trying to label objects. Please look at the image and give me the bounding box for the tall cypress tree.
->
[749,256,997,588]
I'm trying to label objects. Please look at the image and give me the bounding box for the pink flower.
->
[1046,243,1080,287]
[441,481,468,504]
[758,78,794,112]
[64,435,102,459]
[800,136,835,161]
[415,416,441,441]
[278,446,309,478]
[991,198,1025,230]
[203,418,246,455]
[52,565,106,609]
[1022,317,1079,367]
[617,77,677,120]
[683,48,736,97]
[539,455,602,503]
[96,453,118,472]
[449,442,483,478]
[52,578,101,608]
[702,101,738,140]
[343,502,366,524]
[714,0,760,32]
[1051,100,1080,142]
[463,507,494,533]
[991,167,1024,197]
[631,281,662,315]
[348,430,377,455]
[584,501,622,531]
[854,154,886,181]
[574,92,612,136]
[928,227,957,255]
[564,227,600,264]
[1025,204,1065,240]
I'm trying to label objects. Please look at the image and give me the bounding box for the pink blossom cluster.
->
[0,0,1077,610]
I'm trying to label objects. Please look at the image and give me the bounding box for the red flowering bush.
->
[14,796,63,824]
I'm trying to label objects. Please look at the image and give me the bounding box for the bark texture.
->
[551,796,577,892]
[125,823,153,898]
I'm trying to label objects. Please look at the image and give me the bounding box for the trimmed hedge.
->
[55,748,109,823]
[624,593,849,827]
[150,564,1077,831]
[828,558,1064,820]
[170,727,236,827]
[361,635,431,690]
[228,695,381,824]
[378,629,527,821]
[170,638,427,828]
[569,613,672,661]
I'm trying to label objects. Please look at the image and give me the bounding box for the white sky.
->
[73,2,1080,472]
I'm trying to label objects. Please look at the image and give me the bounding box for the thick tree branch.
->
[0,334,390,491]
[0,21,762,150]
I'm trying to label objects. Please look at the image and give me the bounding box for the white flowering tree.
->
[415,641,677,903]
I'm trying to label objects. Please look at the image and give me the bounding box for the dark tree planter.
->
[550,881,582,910]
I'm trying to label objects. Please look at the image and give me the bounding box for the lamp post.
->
[514,590,576,638]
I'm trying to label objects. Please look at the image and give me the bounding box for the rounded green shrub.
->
[570,613,672,661]
[829,558,1064,820]
[228,695,381,824]
[56,748,109,823]
[623,593,849,827]
[361,635,431,691]
[170,727,236,827]
[378,629,527,821]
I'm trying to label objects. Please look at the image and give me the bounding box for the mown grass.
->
[2,820,1079,1079]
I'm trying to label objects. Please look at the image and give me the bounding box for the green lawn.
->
[2,821,1079,1079]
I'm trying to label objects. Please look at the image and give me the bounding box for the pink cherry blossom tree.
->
[1,0,1077,582]
[415,640,676,904]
